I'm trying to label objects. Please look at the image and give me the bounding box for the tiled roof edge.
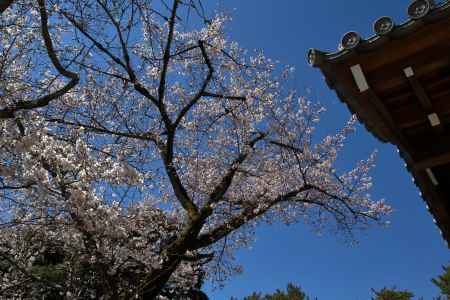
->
[308,1,450,67]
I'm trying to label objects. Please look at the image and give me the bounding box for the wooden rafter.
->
[416,152,450,171]
[365,89,409,148]
[404,67,444,131]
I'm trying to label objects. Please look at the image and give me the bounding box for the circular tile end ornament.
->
[340,31,361,50]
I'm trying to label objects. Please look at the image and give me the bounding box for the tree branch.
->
[203,132,266,210]
[0,183,33,190]
[0,0,79,119]
[202,91,246,101]
[158,0,179,106]
[61,5,161,107]
[46,118,163,147]
[174,40,213,129]
[95,0,136,82]
[191,186,312,250]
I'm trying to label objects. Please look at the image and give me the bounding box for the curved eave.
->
[401,151,450,247]
[333,83,392,144]
[308,1,450,248]
[309,1,450,67]
[308,1,450,143]
[308,61,394,144]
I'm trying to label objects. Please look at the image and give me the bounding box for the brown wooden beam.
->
[369,67,450,113]
[406,74,433,111]
[391,89,450,129]
[366,50,450,94]
[413,169,450,246]
[404,67,444,132]
[363,87,449,235]
[424,73,450,94]
[346,18,450,73]
[365,89,414,152]
[384,71,450,106]
[408,131,450,157]
[415,152,450,170]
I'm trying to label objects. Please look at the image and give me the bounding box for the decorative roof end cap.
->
[307,49,325,67]
[339,31,362,50]
[374,16,395,36]
[408,0,435,19]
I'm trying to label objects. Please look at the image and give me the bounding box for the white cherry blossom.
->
[0,1,391,298]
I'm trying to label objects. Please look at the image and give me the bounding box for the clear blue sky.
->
[204,1,450,299]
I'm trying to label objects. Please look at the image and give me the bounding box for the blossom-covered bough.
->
[0,0,392,298]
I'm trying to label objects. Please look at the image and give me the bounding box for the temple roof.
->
[308,1,450,69]
[309,0,450,247]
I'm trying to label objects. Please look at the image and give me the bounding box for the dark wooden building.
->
[309,0,450,246]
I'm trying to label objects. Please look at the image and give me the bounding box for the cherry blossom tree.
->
[0,0,392,298]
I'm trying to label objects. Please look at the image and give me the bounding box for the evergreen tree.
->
[371,287,414,300]
[236,283,316,300]
[242,293,263,300]
[432,265,450,299]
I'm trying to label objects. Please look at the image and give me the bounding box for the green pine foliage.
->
[234,283,317,300]
[231,265,450,300]
[370,287,414,300]
[25,263,449,299]
[432,265,450,298]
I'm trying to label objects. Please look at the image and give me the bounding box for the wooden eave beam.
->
[414,170,450,244]
[415,152,450,171]
[391,89,450,129]
[346,64,414,154]
[312,10,450,247]
[406,74,433,111]
[345,18,450,74]
[365,89,414,153]
[365,51,450,93]
[404,67,444,131]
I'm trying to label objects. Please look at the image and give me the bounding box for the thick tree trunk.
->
[141,260,180,299]
[0,0,15,14]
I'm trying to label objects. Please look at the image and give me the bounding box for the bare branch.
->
[202,91,246,101]
[174,40,213,129]
[46,118,163,147]
[95,0,136,82]
[158,0,179,105]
